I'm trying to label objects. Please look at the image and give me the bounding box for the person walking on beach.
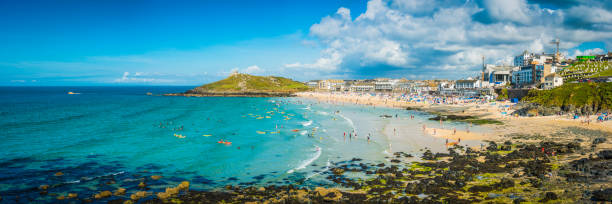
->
[453,128,456,135]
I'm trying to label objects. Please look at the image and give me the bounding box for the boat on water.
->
[67,92,81,95]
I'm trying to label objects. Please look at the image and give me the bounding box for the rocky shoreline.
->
[133,129,610,203]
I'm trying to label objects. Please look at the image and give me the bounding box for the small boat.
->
[67,92,80,95]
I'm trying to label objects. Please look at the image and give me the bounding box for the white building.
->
[455,79,480,89]
[306,81,319,88]
[543,74,563,90]
[350,83,375,92]
[375,81,394,91]
[482,64,516,87]
[318,79,344,90]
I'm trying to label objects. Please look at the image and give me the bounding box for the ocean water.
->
[0,87,485,202]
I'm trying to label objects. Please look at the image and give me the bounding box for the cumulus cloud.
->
[568,48,606,58]
[288,0,612,79]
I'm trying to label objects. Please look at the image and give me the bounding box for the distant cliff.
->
[165,73,309,97]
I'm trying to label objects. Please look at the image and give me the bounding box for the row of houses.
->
[305,51,610,96]
[306,79,439,93]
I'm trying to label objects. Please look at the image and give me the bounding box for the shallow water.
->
[0,87,487,202]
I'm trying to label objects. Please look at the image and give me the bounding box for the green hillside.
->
[190,73,309,94]
[522,82,612,113]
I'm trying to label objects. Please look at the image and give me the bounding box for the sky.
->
[0,0,611,85]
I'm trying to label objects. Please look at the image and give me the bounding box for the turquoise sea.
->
[0,86,483,203]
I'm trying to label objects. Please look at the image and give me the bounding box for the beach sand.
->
[297,91,612,147]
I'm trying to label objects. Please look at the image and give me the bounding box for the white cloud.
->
[288,0,612,79]
[226,65,266,76]
[482,0,531,24]
[568,48,605,58]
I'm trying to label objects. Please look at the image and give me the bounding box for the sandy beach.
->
[296,91,612,145]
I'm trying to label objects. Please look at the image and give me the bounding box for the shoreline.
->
[295,91,612,142]
[4,91,611,203]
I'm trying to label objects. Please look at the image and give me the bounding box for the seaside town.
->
[304,50,612,99]
[2,0,612,203]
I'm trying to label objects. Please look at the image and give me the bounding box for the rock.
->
[331,168,345,175]
[130,191,147,200]
[593,137,607,145]
[597,150,612,159]
[54,172,64,176]
[68,193,77,199]
[314,187,342,202]
[94,191,112,199]
[541,192,558,202]
[591,188,612,201]
[56,195,65,200]
[114,188,126,196]
[422,150,435,160]
[178,181,190,190]
[156,192,170,200]
[294,189,310,203]
[150,175,162,180]
[513,198,526,204]
[39,184,49,190]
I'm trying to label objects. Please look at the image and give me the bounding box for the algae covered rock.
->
[94,190,112,199]
[130,191,148,200]
[314,187,342,202]
[331,168,345,175]
[114,188,126,196]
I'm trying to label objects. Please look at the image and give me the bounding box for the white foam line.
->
[287,146,321,174]
[337,113,355,131]
[302,120,313,127]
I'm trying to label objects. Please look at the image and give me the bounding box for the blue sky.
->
[0,0,610,85]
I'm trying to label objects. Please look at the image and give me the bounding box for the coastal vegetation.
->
[167,73,309,97]
[522,82,612,114]
[496,88,509,101]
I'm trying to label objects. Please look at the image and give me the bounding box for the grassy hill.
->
[185,73,309,96]
[522,82,612,114]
